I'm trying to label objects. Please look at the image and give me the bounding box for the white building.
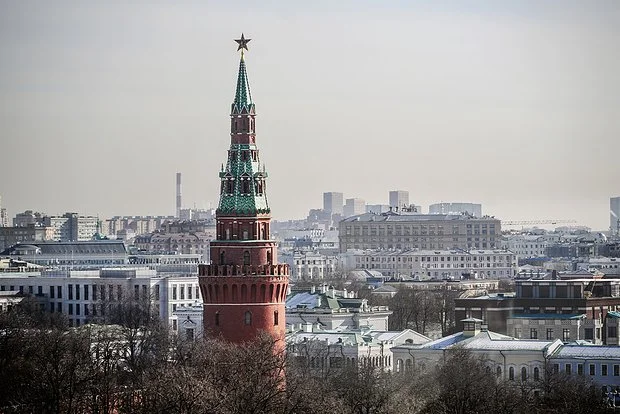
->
[392,318,620,391]
[171,303,204,340]
[286,327,429,373]
[288,251,338,281]
[348,249,517,279]
[0,268,201,328]
[286,289,392,331]
[503,234,547,258]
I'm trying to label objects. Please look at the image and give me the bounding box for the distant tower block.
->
[176,172,182,218]
[389,190,409,211]
[198,34,289,344]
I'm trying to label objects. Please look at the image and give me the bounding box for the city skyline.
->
[1,1,619,229]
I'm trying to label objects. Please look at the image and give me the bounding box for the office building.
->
[339,211,501,252]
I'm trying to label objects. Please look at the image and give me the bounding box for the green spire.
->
[231,56,254,114]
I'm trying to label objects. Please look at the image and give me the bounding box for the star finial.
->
[235,33,251,52]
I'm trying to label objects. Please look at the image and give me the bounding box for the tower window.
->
[274,310,279,326]
[244,311,252,325]
[215,312,220,326]
[220,251,226,265]
[243,251,250,266]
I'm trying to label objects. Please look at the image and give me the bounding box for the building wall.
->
[339,215,500,252]
[351,249,517,279]
[0,270,200,327]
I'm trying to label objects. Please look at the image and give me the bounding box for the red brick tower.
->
[198,34,289,343]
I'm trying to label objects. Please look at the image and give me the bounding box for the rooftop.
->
[508,313,586,320]
[551,345,620,360]
[341,212,499,224]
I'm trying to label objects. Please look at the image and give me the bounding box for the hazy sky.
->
[1,1,619,229]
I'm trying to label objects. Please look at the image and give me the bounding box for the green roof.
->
[231,56,254,114]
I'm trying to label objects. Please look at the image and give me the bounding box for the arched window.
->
[244,311,252,325]
[396,359,404,373]
[267,250,272,265]
[521,367,527,382]
[406,359,413,372]
[509,367,515,381]
[243,251,250,266]
[496,366,502,378]
[274,310,279,326]
[215,312,220,326]
[534,367,540,381]
[220,251,225,265]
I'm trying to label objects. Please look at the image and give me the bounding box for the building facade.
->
[348,248,517,279]
[198,39,289,344]
[339,212,501,252]
[0,268,200,328]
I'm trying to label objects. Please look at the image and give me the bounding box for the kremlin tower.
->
[198,35,289,343]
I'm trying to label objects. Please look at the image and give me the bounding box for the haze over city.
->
[1,1,618,229]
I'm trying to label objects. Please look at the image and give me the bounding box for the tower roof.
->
[231,55,254,114]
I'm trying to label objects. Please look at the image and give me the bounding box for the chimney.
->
[176,172,182,218]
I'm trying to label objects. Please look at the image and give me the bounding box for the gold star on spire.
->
[235,33,251,53]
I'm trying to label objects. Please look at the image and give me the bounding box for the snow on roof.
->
[551,345,620,360]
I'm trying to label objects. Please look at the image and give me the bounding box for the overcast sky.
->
[1,1,618,229]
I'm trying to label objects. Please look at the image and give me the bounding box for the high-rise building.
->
[176,173,182,218]
[0,195,8,227]
[611,197,620,236]
[323,192,344,216]
[198,35,289,344]
[389,191,409,211]
[42,213,98,242]
[344,198,366,218]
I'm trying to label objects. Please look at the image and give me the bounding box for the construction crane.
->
[501,219,577,227]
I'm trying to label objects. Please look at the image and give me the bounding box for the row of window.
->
[1,284,162,302]
[171,284,200,301]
